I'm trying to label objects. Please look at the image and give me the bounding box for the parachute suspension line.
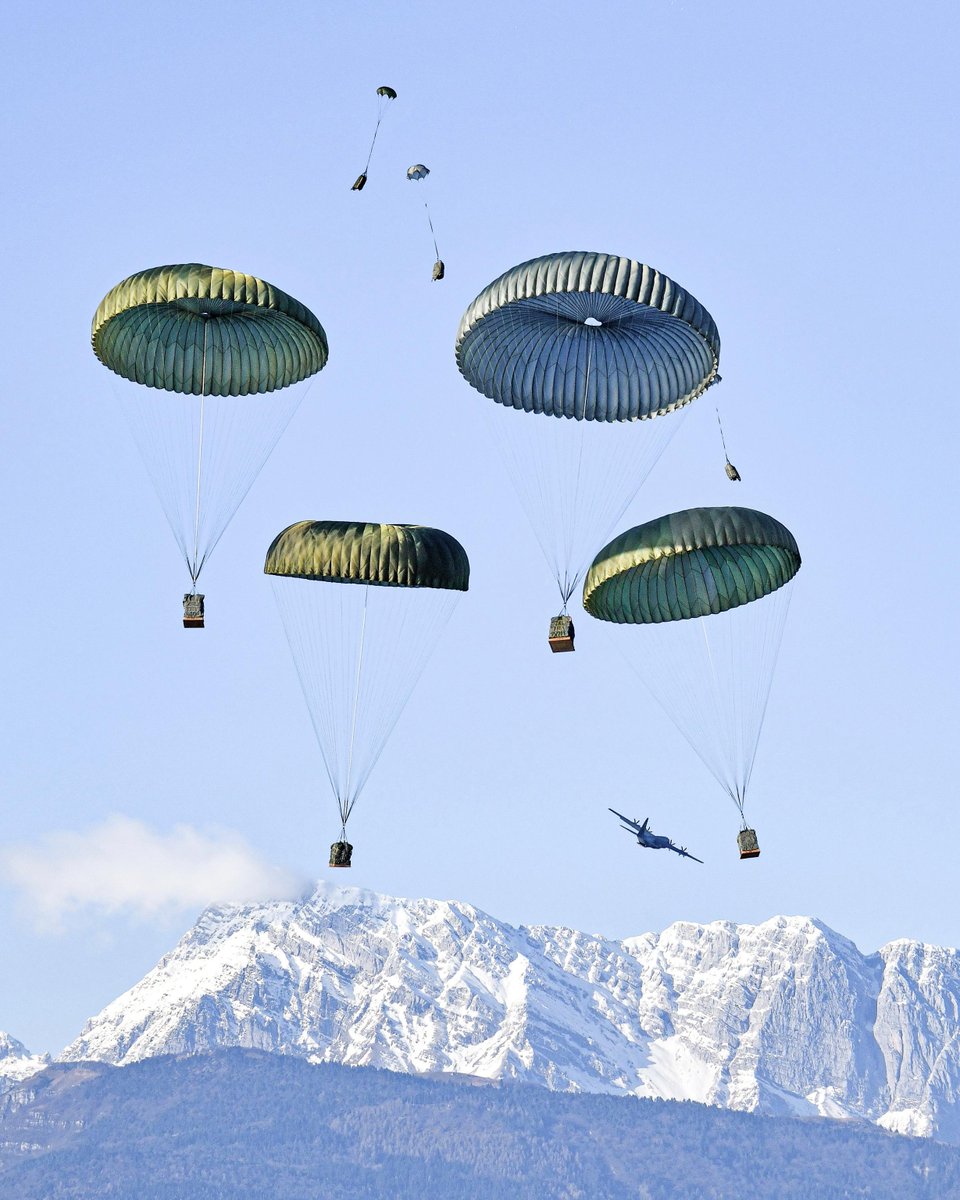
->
[424,201,440,262]
[740,581,794,800]
[482,295,684,611]
[715,406,730,459]
[362,122,381,177]
[346,589,458,806]
[559,321,594,607]
[341,585,370,829]
[362,95,390,176]
[697,609,745,820]
[715,405,741,479]
[112,297,319,604]
[190,314,209,587]
[271,578,346,819]
[609,580,795,820]
[271,579,461,834]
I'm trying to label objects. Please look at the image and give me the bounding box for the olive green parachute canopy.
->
[376,86,397,99]
[92,264,329,395]
[583,507,800,624]
[264,521,470,590]
[456,252,720,421]
[268,518,468,841]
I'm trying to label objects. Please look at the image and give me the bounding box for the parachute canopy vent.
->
[456,251,720,421]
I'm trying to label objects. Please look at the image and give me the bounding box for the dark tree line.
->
[0,1050,956,1199]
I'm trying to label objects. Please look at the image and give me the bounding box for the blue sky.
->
[1,0,958,1054]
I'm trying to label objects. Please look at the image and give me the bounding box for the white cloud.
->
[0,816,309,928]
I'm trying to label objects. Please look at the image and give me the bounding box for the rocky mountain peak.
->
[57,884,960,1142]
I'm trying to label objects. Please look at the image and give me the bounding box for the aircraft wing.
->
[608,808,642,833]
[668,843,704,864]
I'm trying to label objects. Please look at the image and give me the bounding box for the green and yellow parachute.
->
[584,507,800,827]
[266,521,469,854]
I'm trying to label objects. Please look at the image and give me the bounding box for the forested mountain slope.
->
[2,1050,959,1200]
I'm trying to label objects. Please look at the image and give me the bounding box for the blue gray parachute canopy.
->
[265,521,469,846]
[407,163,430,181]
[583,507,800,825]
[455,252,720,608]
[456,252,719,421]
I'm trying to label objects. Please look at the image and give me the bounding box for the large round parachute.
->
[456,252,719,420]
[266,521,469,852]
[92,264,327,609]
[582,508,799,623]
[455,252,719,610]
[93,264,328,393]
[265,521,469,589]
[583,507,800,825]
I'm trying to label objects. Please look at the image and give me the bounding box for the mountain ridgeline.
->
[56,884,960,1144]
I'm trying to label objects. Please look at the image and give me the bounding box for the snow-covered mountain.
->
[60,885,960,1142]
[0,1033,49,1090]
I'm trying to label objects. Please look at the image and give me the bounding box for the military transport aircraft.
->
[609,809,704,863]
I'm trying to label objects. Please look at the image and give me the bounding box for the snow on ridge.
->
[56,887,960,1143]
[0,1032,49,1089]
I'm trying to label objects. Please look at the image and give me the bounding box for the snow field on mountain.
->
[53,884,960,1142]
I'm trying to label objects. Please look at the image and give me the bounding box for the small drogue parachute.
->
[265,520,469,867]
[583,506,800,856]
[456,252,720,648]
[352,86,397,191]
[92,264,328,626]
[406,163,444,280]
